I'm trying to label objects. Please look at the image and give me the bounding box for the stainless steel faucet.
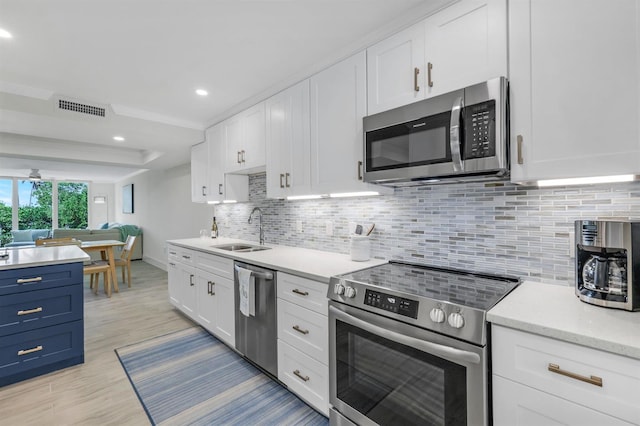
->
[248,207,265,245]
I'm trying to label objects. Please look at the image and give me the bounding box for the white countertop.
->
[167,237,388,283]
[488,281,640,360]
[0,245,90,270]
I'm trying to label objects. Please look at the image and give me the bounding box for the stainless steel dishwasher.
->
[234,261,277,377]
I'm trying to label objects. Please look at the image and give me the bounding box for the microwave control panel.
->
[364,289,419,319]
[463,100,496,159]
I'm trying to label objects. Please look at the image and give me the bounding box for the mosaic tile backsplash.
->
[214,173,640,285]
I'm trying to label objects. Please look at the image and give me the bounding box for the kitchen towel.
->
[237,266,255,317]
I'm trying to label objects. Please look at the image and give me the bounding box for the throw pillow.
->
[31,229,50,240]
[11,230,32,242]
[99,222,109,229]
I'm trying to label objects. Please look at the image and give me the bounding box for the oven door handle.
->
[330,305,481,365]
[449,96,464,173]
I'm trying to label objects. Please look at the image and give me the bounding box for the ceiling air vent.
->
[58,99,106,117]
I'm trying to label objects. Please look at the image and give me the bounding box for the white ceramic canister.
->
[350,235,371,261]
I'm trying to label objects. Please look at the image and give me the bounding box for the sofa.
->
[5,229,51,247]
[52,225,142,260]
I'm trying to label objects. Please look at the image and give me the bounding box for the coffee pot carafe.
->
[581,255,626,295]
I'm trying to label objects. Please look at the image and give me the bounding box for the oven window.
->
[365,111,451,171]
[335,320,466,426]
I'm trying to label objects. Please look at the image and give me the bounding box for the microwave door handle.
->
[329,305,480,365]
[450,96,464,172]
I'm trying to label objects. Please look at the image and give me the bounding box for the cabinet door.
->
[213,275,235,347]
[195,269,217,333]
[367,22,425,114]
[224,114,243,173]
[310,51,372,194]
[509,0,640,182]
[180,263,197,319]
[191,142,208,203]
[208,123,249,203]
[240,102,266,172]
[167,260,180,308]
[493,375,634,426]
[424,0,507,98]
[266,80,311,198]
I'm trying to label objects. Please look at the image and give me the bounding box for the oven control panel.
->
[364,289,419,319]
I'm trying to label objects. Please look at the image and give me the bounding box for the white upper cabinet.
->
[265,80,311,199]
[367,22,426,115]
[423,0,507,97]
[224,102,266,174]
[367,0,507,115]
[206,124,249,203]
[310,51,392,195]
[509,0,640,183]
[190,141,209,203]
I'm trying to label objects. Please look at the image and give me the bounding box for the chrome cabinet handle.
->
[202,186,207,196]
[241,150,246,163]
[285,173,290,188]
[182,255,191,260]
[427,62,433,87]
[292,325,309,335]
[450,96,464,172]
[189,274,194,286]
[293,369,310,382]
[292,289,309,296]
[208,281,215,295]
[169,262,176,267]
[218,184,223,195]
[280,173,285,188]
[17,277,43,284]
[237,151,242,164]
[357,161,363,180]
[18,307,43,316]
[548,363,603,387]
[517,135,524,165]
[414,67,420,92]
[18,345,43,356]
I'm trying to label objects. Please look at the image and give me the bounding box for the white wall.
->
[88,182,115,228]
[114,164,212,268]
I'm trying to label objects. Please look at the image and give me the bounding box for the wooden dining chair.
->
[114,235,137,288]
[85,260,113,297]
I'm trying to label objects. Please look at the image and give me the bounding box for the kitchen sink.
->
[211,243,271,253]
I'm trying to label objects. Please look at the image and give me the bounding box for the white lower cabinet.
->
[492,325,640,426]
[276,271,329,415]
[167,244,235,347]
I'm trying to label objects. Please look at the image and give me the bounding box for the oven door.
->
[329,302,487,426]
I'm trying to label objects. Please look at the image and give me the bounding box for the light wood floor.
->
[0,261,193,425]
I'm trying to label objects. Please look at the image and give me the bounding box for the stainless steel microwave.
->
[363,77,509,186]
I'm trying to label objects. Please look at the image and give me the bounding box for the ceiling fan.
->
[28,168,42,182]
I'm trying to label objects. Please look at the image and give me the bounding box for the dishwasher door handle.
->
[235,265,274,281]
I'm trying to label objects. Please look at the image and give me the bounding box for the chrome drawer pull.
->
[18,345,43,356]
[293,369,309,382]
[292,325,309,335]
[17,307,43,316]
[292,289,309,296]
[548,363,603,387]
[17,277,43,284]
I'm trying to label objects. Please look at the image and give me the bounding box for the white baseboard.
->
[143,255,167,271]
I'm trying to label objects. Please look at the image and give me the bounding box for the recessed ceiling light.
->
[0,28,12,39]
[195,89,208,96]
[113,136,125,142]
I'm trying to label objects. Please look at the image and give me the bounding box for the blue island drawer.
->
[0,320,84,386]
[0,285,83,337]
[0,263,83,296]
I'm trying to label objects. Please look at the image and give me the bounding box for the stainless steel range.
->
[328,261,520,426]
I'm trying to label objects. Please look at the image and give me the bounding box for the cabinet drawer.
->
[277,299,328,365]
[0,263,83,296]
[277,272,328,315]
[0,320,84,384]
[492,325,640,424]
[0,285,83,337]
[195,252,233,279]
[167,245,195,265]
[493,375,633,426]
[277,340,329,416]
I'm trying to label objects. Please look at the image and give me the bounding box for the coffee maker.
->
[575,220,639,311]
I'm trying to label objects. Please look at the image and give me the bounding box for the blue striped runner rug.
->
[115,327,328,426]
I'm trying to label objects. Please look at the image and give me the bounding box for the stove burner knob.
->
[429,308,445,323]
[448,312,465,329]
[334,283,345,295]
[344,286,357,298]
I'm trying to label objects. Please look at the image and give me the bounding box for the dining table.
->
[80,239,125,295]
